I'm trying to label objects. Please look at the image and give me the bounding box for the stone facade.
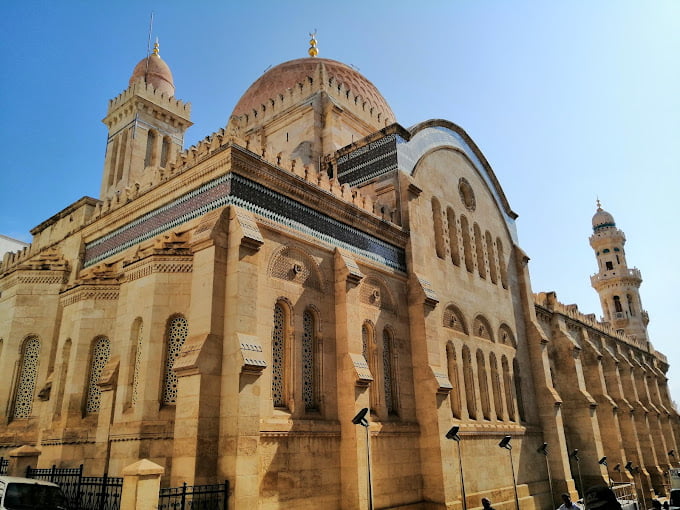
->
[0,43,677,510]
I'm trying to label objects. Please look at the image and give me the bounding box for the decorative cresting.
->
[473,315,494,342]
[269,246,323,291]
[12,337,40,419]
[498,324,517,348]
[302,311,317,410]
[86,336,111,414]
[131,320,143,407]
[360,276,395,313]
[271,303,287,407]
[443,304,467,334]
[162,316,188,405]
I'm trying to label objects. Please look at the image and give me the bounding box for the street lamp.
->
[446,426,467,510]
[570,449,584,500]
[352,408,373,510]
[599,456,612,487]
[499,436,520,510]
[625,462,646,510]
[537,442,555,509]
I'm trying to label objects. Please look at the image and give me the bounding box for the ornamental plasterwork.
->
[269,246,323,291]
[124,255,193,282]
[359,276,396,313]
[473,316,493,341]
[60,285,120,307]
[443,305,467,334]
[458,177,476,212]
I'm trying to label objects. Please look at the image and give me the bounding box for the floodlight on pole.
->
[625,462,645,510]
[537,442,555,509]
[570,449,584,499]
[352,408,373,510]
[498,436,519,510]
[445,426,467,510]
[599,456,612,487]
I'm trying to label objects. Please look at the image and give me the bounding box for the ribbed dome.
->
[129,53,175,97]
[232,57,394,122]
[592,205,616,232]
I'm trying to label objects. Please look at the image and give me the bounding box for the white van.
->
[0,476,70,510]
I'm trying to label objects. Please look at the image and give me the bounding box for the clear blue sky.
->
[1,1,679,397]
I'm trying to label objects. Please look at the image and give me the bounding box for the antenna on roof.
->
[144,12,155,84]
[263,64,272,73]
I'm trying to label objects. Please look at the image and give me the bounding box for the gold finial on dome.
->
[308,30,319,57]
[152,38,160,56]
[596,198,602,211]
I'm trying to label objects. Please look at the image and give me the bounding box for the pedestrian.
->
[558,492,582,509]
[481,497,496,510]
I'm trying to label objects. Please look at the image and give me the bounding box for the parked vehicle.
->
[0,476,69,510]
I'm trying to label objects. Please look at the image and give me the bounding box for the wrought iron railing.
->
[26,464,122,510]
[158,480,229,510]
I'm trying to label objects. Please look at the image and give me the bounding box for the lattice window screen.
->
[86,337,111,414]
[13,337,40,419]
[162,316,188,405]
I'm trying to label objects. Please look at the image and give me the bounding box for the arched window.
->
[513,358,526,422]
[108,138,119,186]
[489,353,503,420]
[383,329,397,415]
[496,238,508,289]
[12,336,40,419]
[86,336,111,414]
[477,349,491,420]
[362,322,378,411]
[614,296,623,313]
[502,355,516,421]
[116,130,128,183]
[474,223,486,279]
[162,315,188,405]
[432,197,445,259]
[461,216,474,273]
[627,294,635,316]
[447,207,460,266]
[144,129,157,167]
[130,318,143,408]
[272,303,289,408]
[302,310,320,411]
[485,231,498,284]
[446,343,462,419]
[160,136,171,168]
[462,345,476,419]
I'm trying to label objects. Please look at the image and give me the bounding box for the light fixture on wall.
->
[613,463,622,484]
[352,408,373,510]
[498,436,519,510]
[446,426,467,510]
[537,442,555,508]
[598,456,612,487]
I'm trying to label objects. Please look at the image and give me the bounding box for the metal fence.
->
[26,464,122,510]
[158,481,229,510]
[0,457,8,475]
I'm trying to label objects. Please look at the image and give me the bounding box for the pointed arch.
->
[383,327,398,415]
[460,215,474,273]
[462,345,476,419]
[302,308,321,411]
[473,223,486,279]
[162,315,188,405]
[496,237,508,289]
[432,197,445,259]
[85,336,111,414]
[473,315,494,342]
[362,321,378,411]
[272,301,292,408]
[144,128,157,167]
[360,276,397,314]
[443,304,468,334]
[502,355,516,421]
[446,342,462,419]
[268,245,324,291]
[489,352,503,420]
[129,318,144,408]
[485,231,498,284]
[513,358,526,422]
[477,349,491,420]
[160,135,171,168]
[12,336,41,419]
[446,207,461,266]
[498,324,517,348]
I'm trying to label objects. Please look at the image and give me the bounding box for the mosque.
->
[0,34,676,510]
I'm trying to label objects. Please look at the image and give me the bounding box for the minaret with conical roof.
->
[100,40,192,200]
[589,201,650,346]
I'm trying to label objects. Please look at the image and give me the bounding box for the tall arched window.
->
[160,136,171,168]
[614,296,623,313]
[130,318,143,408]
[383,329,397,415]
[162,316,188,405]
[485,231,498,284]
[86,336,111,414]
[502,355,516,421]
[627,294,636,316]
[474,223,486,279]
[144,129,157,167]
[272,304,288,408]
[496,238,508,289]
[462,345,476,419]
[477,349,490,420]
[489,353,503,420]
[302,310,319,411]
[447,208,460,266]
[446,342,462,419]
[12,336,40,419]
[460,216,473,273]
[108,138,119,186]
[362,322,378,411]
[432,197,445,259]
[116,130,128,183]
[513,358,526,422]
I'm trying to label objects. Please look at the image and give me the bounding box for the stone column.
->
[120,459,164,510]
[8,445,41,477]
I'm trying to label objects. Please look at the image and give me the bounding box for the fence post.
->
[224,480,229,510]
[8,445,41,477]
[180,482,187,508]
[120,459,164,510]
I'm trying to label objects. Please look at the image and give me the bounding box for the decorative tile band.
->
[337,133,405,186]
[84,174,405,271]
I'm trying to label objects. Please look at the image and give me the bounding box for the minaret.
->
[100,40,192,199]
[589,201,649,346]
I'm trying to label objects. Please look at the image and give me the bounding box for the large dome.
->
[129,50,175,97]
[232,57,394,121]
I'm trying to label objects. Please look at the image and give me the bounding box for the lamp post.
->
[626,462,647,510]
[446,426,467,510]
[352,408,373,510]
[613,463,622,485]
[499,436,520,510]
[570,449,584,500]
[537,442,555,509]
[599,456,612,487]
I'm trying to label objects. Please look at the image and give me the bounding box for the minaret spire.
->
[308,30,319,57]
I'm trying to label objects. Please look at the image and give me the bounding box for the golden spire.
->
[308,30,318,57]
[152,38,160,57]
